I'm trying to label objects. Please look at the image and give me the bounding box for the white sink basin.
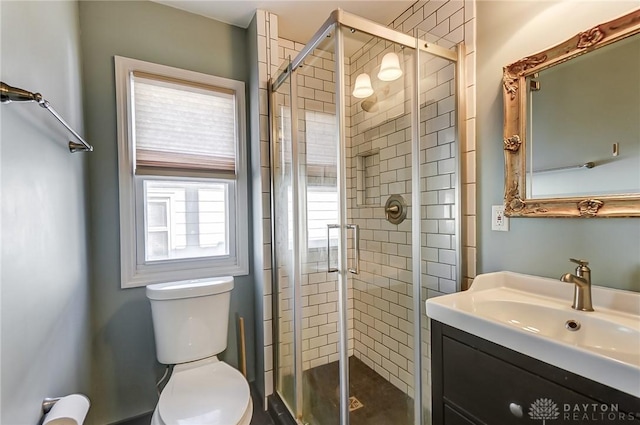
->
[472,299,640,364]
[425,271,640,397]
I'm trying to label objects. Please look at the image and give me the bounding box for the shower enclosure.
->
[269,10,464,425]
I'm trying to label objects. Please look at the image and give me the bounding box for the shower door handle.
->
[326,224,339,273]
[326,224,359,274]
[347,224,360,275]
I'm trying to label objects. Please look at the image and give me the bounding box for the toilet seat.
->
[152,357,252,425]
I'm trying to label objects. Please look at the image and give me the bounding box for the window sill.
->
[121,261,249,289]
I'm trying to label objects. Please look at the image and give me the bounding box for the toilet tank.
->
[146,277,234,365]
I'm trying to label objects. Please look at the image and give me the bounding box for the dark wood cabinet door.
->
[443,335,601,424]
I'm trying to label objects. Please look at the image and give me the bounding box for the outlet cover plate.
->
[492,205,509,231]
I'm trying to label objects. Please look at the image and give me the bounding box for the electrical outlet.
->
[492,205,509,231]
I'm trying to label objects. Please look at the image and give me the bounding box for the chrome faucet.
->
[560,258,594,311]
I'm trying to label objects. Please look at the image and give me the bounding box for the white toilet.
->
[146,277,252,425]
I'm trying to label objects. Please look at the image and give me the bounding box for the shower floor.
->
[301,356,413,425]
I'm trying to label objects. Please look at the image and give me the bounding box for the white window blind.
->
[132,72,237,177]
[278,109,337,176]
[305,111,337,175]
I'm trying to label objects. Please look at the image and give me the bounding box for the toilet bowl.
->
[147,278,252,425]
[150,357,252,425]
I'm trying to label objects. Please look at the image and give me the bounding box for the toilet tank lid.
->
[146,277,234,300]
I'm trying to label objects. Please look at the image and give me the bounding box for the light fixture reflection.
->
[378,52,403,81]
[352,73,374,98]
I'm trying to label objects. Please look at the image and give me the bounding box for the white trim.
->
[115,56,249,288]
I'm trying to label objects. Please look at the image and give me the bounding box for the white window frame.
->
[145,195,172,256]
[115,56,249,288]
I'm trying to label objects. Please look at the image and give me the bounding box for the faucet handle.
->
[569,258,591,278]
[569,258,589,267]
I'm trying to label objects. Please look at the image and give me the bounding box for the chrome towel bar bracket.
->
[1,81,94,153]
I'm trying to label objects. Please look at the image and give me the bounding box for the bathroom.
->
[1,1,638,424]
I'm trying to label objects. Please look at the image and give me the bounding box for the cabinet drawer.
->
[442,335,601,424]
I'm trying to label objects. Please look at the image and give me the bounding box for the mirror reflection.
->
[526,32,640,199]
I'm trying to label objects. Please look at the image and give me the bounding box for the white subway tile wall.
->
[255,10,280,405]
[346,34,417,397]
[391,0,477,415]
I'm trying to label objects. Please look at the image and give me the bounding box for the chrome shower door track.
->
[272,9,457,91]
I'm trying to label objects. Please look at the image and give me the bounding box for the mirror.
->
[502,9,640,217]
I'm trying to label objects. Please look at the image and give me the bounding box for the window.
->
[305,111,338,249]
[115,56,248,288]
[306,186,338,248]
[283,110,339,251]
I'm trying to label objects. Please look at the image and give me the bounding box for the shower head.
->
[1,81,43,104]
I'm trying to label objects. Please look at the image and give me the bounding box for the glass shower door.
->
[272,60,297,415]
[272,28,342,425]
[342,25,418,425]
[295,29,341,425]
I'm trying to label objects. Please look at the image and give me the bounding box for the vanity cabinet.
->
[431,321,640,424]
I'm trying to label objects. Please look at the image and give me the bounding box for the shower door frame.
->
[269,9,464,425]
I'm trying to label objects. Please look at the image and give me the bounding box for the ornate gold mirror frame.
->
[502,9,640,217]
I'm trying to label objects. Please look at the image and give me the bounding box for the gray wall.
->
[476,1,640,292]
[1,1,91,423]
[78,2,255,423]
